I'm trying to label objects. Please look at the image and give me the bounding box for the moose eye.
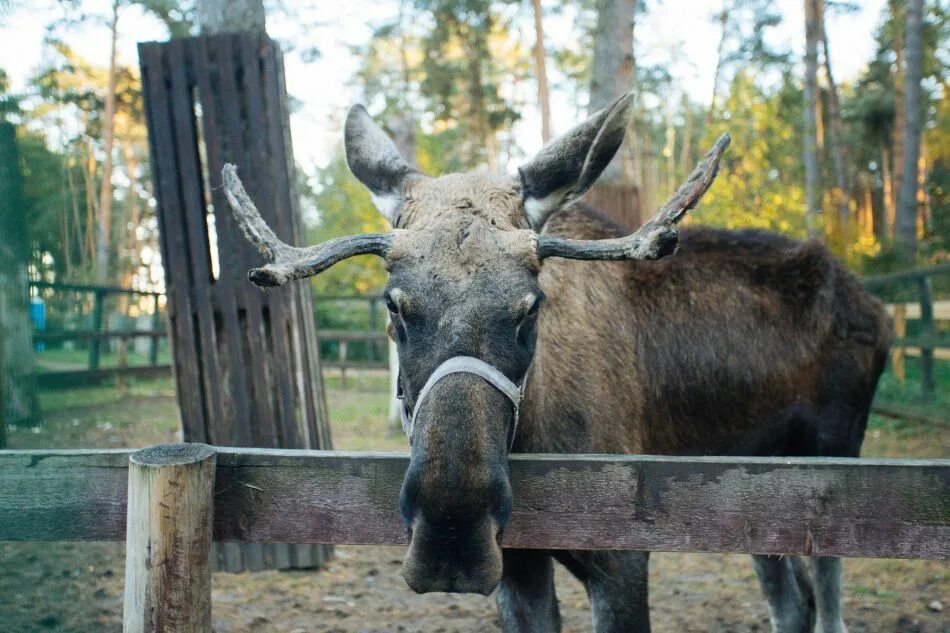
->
[385,288,407,316]
[520,293,543,322]
[385,295,399,314]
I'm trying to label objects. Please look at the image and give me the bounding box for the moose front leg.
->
[554,550,651,633]
[497,549,562,633]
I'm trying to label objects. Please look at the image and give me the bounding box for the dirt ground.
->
[2,375,947,633]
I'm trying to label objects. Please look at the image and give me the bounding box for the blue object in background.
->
[30,297,45,352]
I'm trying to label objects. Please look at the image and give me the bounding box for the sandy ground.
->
[2,377,947,632]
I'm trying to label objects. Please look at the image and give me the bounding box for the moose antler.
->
[222,164,394,287]
[535,133,731,262]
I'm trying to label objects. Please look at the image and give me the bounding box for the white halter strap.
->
[400,356,526,449]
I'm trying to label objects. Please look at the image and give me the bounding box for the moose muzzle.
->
[398,362,520,594]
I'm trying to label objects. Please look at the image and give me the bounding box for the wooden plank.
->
[902,347,950,361]
[139,42,208,441]
[886,300,950,321]
[193,35,253,447]
[1,448,947,560]
[241,33,296,451]
[215,34,273,449]
[167,38,225,442]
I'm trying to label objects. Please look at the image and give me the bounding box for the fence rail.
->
[2,445,947,560]
[862,264,948,400]
[28,281,167,386]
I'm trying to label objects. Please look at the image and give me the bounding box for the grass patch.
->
[34,346,172,372]
[38,377,176,413]
[871,357,949,424]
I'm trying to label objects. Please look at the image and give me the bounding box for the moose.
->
[223,93,890,633]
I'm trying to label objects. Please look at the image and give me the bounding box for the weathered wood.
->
[123,443,215,633]
[139,33,334,571]
[2,448,947,560]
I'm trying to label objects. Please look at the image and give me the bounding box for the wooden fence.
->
[28,281,170,388]
[863,263,950,400]
[1,443,946,631]
[314,295,388,373]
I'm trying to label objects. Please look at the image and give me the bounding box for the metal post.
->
[88,289,104,370]
[918,275,935,400]
[149,294,161,366]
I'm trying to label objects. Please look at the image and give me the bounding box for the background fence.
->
[28,281,170,389]
[28,266,949,413]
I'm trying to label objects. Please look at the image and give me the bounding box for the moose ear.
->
[344,105,416,225]
[518,93,633,230]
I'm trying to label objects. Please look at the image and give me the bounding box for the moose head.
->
[223,93,728,595]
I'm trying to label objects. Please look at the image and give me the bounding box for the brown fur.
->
[521,203,890,459]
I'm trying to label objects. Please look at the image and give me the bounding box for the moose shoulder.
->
[223,93,890,633]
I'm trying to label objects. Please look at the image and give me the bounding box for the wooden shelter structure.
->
[138,33,333,572]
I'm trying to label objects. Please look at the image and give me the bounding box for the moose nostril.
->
[495,529,504,548]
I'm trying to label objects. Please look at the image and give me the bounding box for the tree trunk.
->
[680,94,693,179]
[664,105,676,198]
[803,0,822,236]
[83,128,98,268]
[881,145,894,239]
[818,0,850,227]
[66,147,84,271]
[95,0,120,284]
[589,0,635,184]
[896,0,924,262]
[0,123,38,439]
[197,0,265,34]
[890,0,905,233]
[706,6,729,131]
[531,0,552,144]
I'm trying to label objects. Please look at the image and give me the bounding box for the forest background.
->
[0,0,946,299]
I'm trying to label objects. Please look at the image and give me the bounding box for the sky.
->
[0,0,889,173]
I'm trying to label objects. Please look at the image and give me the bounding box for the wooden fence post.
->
[918,276,935,400]
[893,304,907,384]
[123,443,216,633]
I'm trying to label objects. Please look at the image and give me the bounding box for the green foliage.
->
[302,151,389,297]
[17,131,90,275]
[694,71,808,236]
